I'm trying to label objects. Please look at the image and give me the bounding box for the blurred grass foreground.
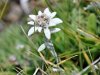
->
[0,0,100,75]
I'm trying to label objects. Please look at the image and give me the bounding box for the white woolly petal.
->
[38,43,46,52]
[38,11,42,15]
[28,27,38,36]
[51,28,61,33]
[44,8,51,17]
[44,28,51,39]
[29,15,36,20]
[51,12,56,18]
[38,27,42,32]
[27,21,34,25]
[49,18,63,26]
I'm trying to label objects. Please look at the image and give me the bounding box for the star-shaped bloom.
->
[28,8,63,39]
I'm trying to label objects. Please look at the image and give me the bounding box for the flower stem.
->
[45,38,60,64]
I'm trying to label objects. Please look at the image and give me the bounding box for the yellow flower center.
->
[36,14,49,27]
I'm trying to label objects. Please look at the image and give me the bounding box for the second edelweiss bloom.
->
[28,8,63,39]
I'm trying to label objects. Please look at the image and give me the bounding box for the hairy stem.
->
[45,38,60,63]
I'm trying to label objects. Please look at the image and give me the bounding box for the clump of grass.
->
[0,0,100,75]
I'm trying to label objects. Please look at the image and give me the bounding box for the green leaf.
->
[87,14,97,33]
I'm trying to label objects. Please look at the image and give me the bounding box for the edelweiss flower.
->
[28,8,63,39]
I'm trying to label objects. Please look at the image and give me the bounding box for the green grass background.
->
[0,0,100,75]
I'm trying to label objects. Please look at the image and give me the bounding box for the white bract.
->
[28,8,63,40]
[37,42,53,52]
[38,43,46,52]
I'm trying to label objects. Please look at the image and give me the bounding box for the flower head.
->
[28,8,63,39]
